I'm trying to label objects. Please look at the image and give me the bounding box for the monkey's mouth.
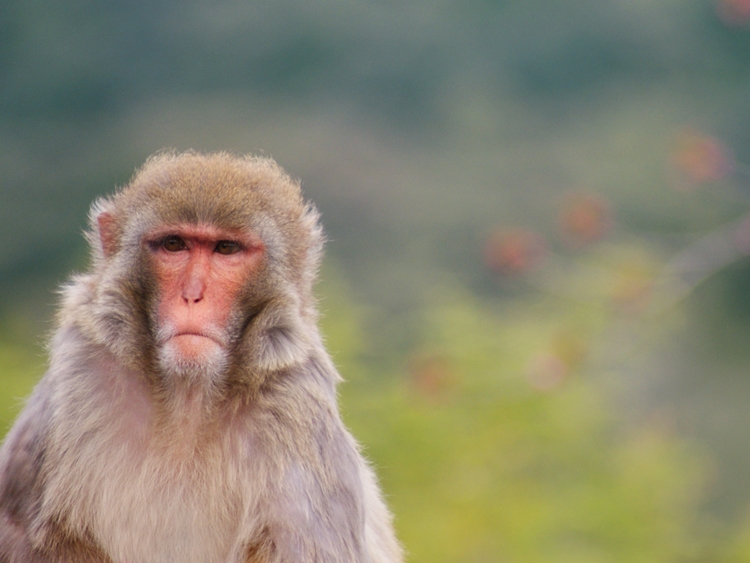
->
[161,333,227,366]
[156,325,228,349]
[171,332,224,347]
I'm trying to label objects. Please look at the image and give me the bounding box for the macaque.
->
[0,152,403,563]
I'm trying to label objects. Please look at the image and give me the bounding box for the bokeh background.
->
[4,0,750,561]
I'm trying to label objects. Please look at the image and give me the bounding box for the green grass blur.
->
[320,273,711,562]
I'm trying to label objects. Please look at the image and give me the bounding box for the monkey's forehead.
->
[116,152,306,228]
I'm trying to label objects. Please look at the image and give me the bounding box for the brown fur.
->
[0,151,403,563]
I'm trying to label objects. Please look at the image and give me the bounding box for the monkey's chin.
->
[157,338,229,384]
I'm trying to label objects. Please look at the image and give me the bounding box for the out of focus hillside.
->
[4,1,750,561]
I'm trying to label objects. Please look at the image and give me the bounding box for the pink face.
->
[145,223,264,368]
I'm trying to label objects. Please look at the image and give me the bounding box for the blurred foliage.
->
[0,341,44,436]
[324,272,711,563]
[5,0,750,561]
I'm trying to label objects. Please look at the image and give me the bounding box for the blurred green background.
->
[4,0,750,561]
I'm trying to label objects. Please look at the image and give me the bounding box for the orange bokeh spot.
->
[612,276,653,315]
[526,353,567,392]
[526,332,587,393]
[610,261,654,315]
[409,353,456,401]
[559,193,613,247]
[483,228,547,275]
[551,331,587,371]
[670,129,734,188]
[717,0,750,26]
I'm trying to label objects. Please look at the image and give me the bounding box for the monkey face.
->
[144,222,265,382]
[84,152,324,385]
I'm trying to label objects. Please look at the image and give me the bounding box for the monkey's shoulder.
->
[0,378,53,561]
[0,378,51,504]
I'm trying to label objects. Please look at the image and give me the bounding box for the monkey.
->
[0,151,404,563]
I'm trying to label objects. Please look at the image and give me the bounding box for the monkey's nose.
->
[182,276,206,304]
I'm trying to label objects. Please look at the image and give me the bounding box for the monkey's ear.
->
[97,211,118,258]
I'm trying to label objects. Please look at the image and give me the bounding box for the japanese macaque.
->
[0,152,403,563]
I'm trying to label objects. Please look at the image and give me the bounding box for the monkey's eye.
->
[162,235,187,252]
[215,240,241,255]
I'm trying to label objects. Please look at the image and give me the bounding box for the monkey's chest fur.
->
[41,355,262,563]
